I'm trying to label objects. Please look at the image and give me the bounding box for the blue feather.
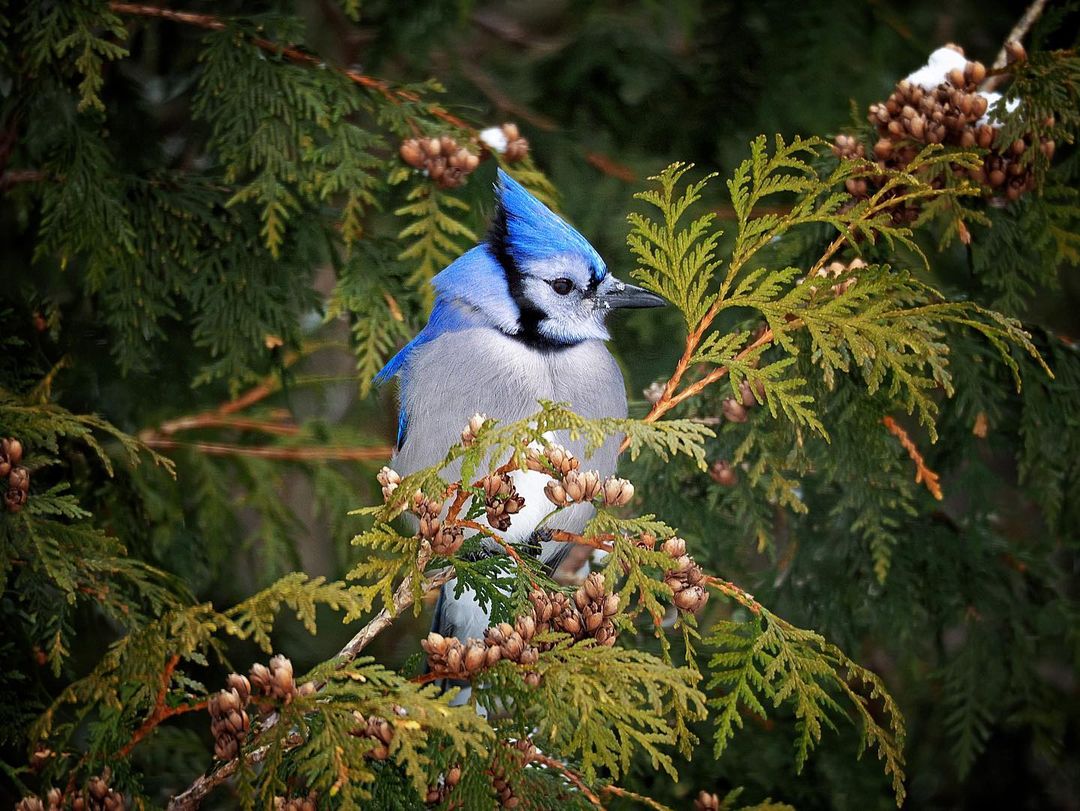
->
[396,406,408,450]
[374,249,511,389]
[494,169,606,282]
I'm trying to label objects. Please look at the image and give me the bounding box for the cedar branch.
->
[108,2,473,132]
[167,556,454,809]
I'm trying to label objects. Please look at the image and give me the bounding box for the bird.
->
[376,168,664,664]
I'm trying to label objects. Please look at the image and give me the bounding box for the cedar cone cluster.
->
[273,792,317,811]
[479,122,531,164]
[533,443,634,508]
[73,772,125,811]
[497,122,529,162]
[15,789,62,811]
[377,466,401,501]
[489,752,523,809]
[423,765,462,806]
[17,771,126,811]
[694,791,721,811]
[2,436,29,513]
[249,654,313,707]
[720,377,766,425]
[351,712,396,760]
[480,473,525,531]
[209,657,314,760]
[411,491,465,556]
[399,135,480,189]
[460,412,487,446]
[526,441,579,478]
[839,42,1052,212]
[809,256,864,298]
[421,573,620,682]
[661,537,709,614]
[209,676,252,760]
[709,460,738,487]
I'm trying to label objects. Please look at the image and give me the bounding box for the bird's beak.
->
[602,278,667,309]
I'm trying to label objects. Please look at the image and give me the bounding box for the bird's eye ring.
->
[549,278,574,295]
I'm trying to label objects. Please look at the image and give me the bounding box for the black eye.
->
[550,278,574,295]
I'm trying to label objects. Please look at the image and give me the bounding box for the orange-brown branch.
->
[621,326,776,453]
[549,529,615,553]
[703,574,762,615]
[600,783,674,811]
[457,519,529,570]
[117,655,207,759]
[881,416,944,501]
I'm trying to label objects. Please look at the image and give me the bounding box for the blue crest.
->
[493,169,606,283]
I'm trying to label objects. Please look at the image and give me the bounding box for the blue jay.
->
[376,169,664,650]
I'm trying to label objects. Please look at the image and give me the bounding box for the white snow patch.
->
[479,126,508,154]
[905,47,969,90]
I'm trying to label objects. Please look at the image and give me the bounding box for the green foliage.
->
[394,178,477,307]
[18,0,128,112]
[627,162,722,326]
[193,28,384,256]
[707,606,906,805]
[325,244,414,397]
[267,658,492,806]
[482,640,707,782]
[628,149,1047,442]
[347,522,424,616]
[996,49,1080,180]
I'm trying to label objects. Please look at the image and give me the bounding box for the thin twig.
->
[600,783,675,811]
[336,559,454,664]
[156,415,301,436]
[140,436,392,461]
[703,575,763,615]
[549,529,614,553]
[621,327,775,453]
[990,0,1049,71]
[167,732,303,811]
[881,416,944,500]
[527,752,605,808]
[584,152,636,183]
[0,169,47,190]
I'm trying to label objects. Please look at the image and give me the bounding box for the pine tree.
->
[2,2,1079,809]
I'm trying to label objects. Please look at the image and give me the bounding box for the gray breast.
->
[392,327,627,482]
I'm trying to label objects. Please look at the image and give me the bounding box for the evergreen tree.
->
[1,1,1078,809]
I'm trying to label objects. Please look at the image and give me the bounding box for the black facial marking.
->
[486,200,581,351]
